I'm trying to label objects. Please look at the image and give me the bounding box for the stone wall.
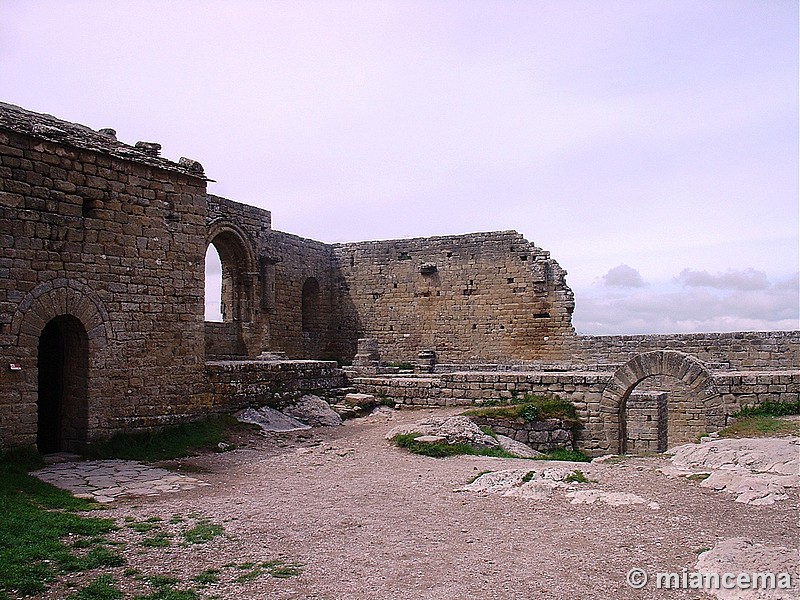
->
[0,103,208,449]
[624,392,668,454]
[573,331,799,370]
[469,415,575,452]
[331,231,576,364]
[205,360,346,410]
[351,368,800,455]
[205,194,271,357]
[264,231,338,360]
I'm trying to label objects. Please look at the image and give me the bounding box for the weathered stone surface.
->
[495,434,543,458]
[282,394,343,427]
[236,407,310,432]
[662,437,800,505]
[387,415,499,449]
[695,538,799,600]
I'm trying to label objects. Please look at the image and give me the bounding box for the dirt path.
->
[43,407,800,599]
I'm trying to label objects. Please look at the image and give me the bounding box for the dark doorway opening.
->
[37,316,89,453]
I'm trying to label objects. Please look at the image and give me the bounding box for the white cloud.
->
[677,267,770,290]
[600,264,647,288]
[574,270,799,335]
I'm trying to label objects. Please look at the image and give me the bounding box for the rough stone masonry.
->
[0,102,797,454]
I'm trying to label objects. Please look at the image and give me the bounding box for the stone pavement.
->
[32,458,210,503]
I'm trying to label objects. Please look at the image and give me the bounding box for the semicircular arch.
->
[599,350,724,454]
[11,279,112,351]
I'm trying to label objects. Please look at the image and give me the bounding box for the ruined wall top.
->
[0,102,207,180]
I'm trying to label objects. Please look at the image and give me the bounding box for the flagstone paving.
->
[32,459,210,503]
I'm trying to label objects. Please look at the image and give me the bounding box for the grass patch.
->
[182,520,223,544]
[563,470,589,483]
[392,433,520,459]
[82,415,242,462]
[521,471,535,483]
[231,560,304,584]
[718,415,799,439]
[533,448,591,462]
[191,569,220,586]
[463,395,579,424]
[140,532,172,548]
[0,450,117,597]
[67,575,123,600]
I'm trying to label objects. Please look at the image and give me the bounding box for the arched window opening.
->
[204,245,223,322]
[302,278,322,332]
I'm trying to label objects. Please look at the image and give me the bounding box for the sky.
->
[1,0,797,334]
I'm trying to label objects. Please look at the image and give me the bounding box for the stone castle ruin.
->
[1,102,797,456]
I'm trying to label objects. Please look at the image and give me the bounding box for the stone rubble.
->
[236,406,311,432]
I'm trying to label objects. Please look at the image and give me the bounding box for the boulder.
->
[237,407,310,432]
[282,395,343,427]
[496,434,543,458]
[387,416,498,448]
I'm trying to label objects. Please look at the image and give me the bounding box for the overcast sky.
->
[1,0,797,334]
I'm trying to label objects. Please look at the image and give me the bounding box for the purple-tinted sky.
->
[1,0,797,334]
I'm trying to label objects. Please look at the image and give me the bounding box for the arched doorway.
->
[37,315,89,453]
[600,351,725,455]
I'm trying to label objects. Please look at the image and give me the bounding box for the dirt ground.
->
[48,407,800,599]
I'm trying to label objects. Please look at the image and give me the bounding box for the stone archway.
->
[205,220,259,358]
[206,221,257,324]
[599,350,725,454]
[11,280,110,452]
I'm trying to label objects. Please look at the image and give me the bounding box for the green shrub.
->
[735,401,799,418]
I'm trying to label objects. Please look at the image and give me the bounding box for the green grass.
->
[81,415,242,462]
[182,520,223,544]
[718,415,799,439]
[231,560,304,584]
[392,433,521,459]
[563,470,589,483]
[66,575,123,600]
[463,395,579,424]
[735,400,799,418]
[0,450,118,597]
[191,569,220,586]
[533,449,591,462]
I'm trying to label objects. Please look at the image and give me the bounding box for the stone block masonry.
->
[205,360,345,410]
[331,231,576,364]
[0,102,208,449]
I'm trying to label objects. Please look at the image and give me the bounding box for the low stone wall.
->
[469,416,575,452]
[716,371,800,412]
[351,368,800,455]
[205,360,345,411]
[574,331,799,371]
